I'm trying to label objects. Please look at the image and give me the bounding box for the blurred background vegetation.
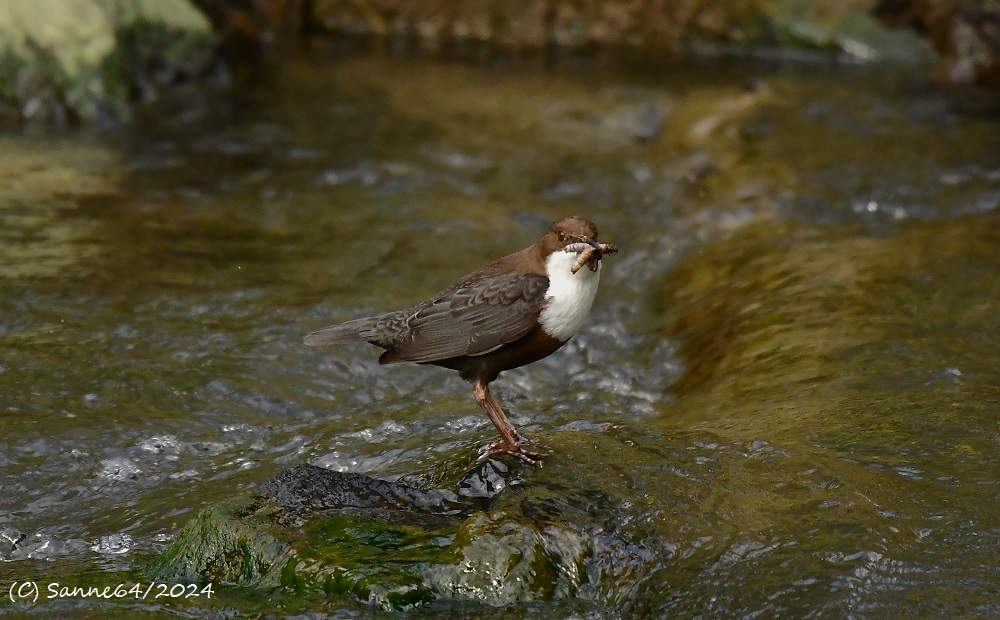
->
[0,0,997,128]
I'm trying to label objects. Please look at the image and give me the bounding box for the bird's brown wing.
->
[379,273,549,364]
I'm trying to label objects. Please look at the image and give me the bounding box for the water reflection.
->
[0,138,115,279]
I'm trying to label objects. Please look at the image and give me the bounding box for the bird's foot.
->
[483,438,543,466]
[510,431,535,445]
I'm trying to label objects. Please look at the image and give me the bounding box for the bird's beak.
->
[587,239,601,250]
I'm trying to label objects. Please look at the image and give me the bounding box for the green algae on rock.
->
[0,0,214,125]
[149,463,501,609]
[148,461,637,611]
[149,494,288,586]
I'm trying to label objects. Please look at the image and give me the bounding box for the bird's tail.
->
[303,316,379,346]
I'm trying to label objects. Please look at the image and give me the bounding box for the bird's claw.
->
[482,438,543,466]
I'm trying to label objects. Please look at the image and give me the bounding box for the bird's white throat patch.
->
[538,250,601,342]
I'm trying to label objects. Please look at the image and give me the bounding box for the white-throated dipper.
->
[304,216,617,465]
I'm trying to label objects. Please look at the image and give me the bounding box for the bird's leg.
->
[472,381,541,465]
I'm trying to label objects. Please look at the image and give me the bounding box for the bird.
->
[304,216,617,465]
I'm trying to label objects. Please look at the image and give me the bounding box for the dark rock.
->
[456,458,510,499]
[258,463,478,524]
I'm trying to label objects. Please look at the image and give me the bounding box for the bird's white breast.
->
[538,250,600,342]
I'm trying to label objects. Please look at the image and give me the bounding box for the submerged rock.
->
[148,457,656,610]
[150,460,514,608]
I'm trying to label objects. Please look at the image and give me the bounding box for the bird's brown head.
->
[539,216,600,253]
[536,216,617,272]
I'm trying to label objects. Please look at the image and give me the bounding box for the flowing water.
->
[1,48,999,617]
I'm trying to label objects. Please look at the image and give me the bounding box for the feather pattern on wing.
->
[379,273,549,364]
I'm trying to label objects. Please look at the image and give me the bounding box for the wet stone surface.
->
[258,461,503,525]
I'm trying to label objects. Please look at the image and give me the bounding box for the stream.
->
[1,49,999,617]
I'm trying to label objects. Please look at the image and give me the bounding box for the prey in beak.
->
[564,239,618,274]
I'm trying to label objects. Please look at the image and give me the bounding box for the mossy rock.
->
[0,0,214,125]
[147,462,625,610]
[148,494,288,586]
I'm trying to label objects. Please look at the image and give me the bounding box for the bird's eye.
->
[558,231,566,242]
